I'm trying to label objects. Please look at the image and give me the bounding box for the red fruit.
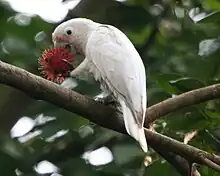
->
[39,47,74,83]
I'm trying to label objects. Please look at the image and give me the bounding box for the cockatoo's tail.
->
[39,47,74,83]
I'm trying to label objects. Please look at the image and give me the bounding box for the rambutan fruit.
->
[39,47,74,83]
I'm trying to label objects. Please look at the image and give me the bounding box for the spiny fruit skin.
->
[39,47,74,83]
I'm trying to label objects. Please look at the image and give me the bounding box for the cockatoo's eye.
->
[66,30,72,35]
[64,27,73,35]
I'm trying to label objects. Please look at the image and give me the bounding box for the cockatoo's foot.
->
[94,96,106,104]
[94,94,119,108]
[94,95,114,105]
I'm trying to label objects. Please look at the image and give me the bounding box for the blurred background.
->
[1,0,220,175]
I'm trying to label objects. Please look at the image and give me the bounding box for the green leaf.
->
[112,144,143,165]
[155,73,181,94]
[0,136,25,160]
[165,109,208,132]
[144,159,179,176]
[196,11,220,23]
[198,38,220,57]
[205,109,220,118]
[61,158,97,176]
[0,152,17,175]
[200,165,220,176]
[203,0,220,10]
[169,77,205,92]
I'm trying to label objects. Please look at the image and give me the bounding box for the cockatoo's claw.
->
[94,96,105,104]
[94,95,119,108]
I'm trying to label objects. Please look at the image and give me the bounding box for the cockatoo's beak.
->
[53,41,74,53]
[53,40,66,47]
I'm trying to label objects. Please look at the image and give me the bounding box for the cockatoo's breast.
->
[85,59,116,96]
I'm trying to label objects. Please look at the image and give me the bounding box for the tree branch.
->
[146,84,220,125]
[1,60,220,172]
[144,129,220,171]
[150,143,198,176]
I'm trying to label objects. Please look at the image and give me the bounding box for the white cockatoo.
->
[52,18,148,152]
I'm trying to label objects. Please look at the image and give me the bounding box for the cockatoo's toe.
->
[94,96,106,104]
[94,95,119,108]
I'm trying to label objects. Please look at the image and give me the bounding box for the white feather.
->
[86,24,148,152]
[119,98,148,152]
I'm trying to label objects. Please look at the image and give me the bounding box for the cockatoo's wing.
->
[87,25,147,122]
[86,25,147,151]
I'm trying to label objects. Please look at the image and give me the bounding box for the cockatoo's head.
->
[39,18,97,83]
[52,18,97,55]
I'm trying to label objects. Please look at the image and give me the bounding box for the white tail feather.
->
[120,99,148,152]
[138,127,148,152]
